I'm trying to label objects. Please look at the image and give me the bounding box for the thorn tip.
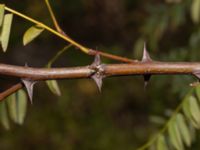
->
[21,79,36,104]
[142,43,152,62]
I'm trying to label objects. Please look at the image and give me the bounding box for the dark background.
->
[0,0,200,149]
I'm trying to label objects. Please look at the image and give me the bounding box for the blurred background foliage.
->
[0,0,200,149]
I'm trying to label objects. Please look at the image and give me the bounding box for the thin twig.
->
[5,6,136,63]
[0,83,23,101]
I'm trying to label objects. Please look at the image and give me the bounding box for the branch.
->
[0,83,23,101]
[4,6,136,63]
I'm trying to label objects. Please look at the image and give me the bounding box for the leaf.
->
[156,134,168,150]
[0,101,10,130]
[6,89,27,125]
[182,97,199,129]
[176,113,191,147]
[0,13,13,52]
[195,85,200,102]
[6,94,17,123]
[168,119,184,150]
[0,4,5,27]
[23,25,44,45]
[46,80,61,96]
[191,0,200,23]
[16,89,27,124]
[189,96,200,126]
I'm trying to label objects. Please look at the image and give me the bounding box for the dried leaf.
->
[0,101,10,130]
[46,80,61,96]
[168,119,184,150]
[0,4,5,27]
[1,13,13,52]
[176,113,191,147]
[6,90,27,125]
[191,0,200,23]
[23,25,44,45]
[156,134,168,150]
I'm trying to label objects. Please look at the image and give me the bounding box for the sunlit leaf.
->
[1,13,13,52]
[0,4,5,27]
[168,119,184,150]
[189,96,200,127]
[23,25,44,45]
[156,134,168,150]
[191,0,200,23]
[6,89,27,125]
[176,113,191,147]
[0,101,10,130]
[46,80,61,96]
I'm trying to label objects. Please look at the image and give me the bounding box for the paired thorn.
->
[90,55,105,92]
[142,43,152,88]
[22,79,36,104]
[143,75,151,89]
[142,43,152,63]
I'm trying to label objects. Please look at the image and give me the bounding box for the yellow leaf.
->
[23,25,44,45]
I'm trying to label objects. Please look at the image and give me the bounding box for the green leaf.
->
[6,89,27,125]
[191,0,200,23]
[168,119,184,150]
[0,13,13,52]
[0,101,10,130]
[182,97,199,129]
[176,113,191,147]
[23,25,44,45]
[16,89,27,124]
[46,80,61,96]
[6,94,17,123]
[189,96,200,126]
[156,134,168,150]
[0,4,5,27]
[195,85,200,102]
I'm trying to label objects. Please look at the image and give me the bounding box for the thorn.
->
[21,79,36,104]
[194,71,200,80]
[143,75,151,89]
[90,54,104,92]
[91,74,103,92]
[25,63,28,67]
[91,54,101,67]
[142,43,152,62]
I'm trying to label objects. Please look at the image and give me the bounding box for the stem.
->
[44,0,62,33]
[0,83,23,101]
[5,6,136,63]
[47,44,72,67]
[0,62,199,80]
[136,89,194,150]
[5,6,89,53]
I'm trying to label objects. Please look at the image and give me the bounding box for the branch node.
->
[90,55,105,92]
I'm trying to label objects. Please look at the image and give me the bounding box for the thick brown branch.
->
[0,62,199,80]
[0,61,200,101]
